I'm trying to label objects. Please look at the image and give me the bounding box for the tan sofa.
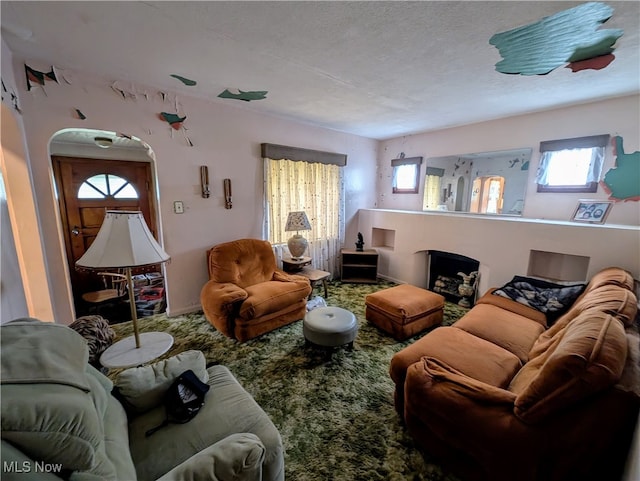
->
[390,267,640,481]
[201,239,311,342]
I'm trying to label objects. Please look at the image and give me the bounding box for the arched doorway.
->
[469,175,506,214]
[50,129,165,322]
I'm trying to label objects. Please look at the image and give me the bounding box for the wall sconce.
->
[224,179,232,209]
[200,166,210,198]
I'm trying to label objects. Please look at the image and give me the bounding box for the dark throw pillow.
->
[493,276,586,322]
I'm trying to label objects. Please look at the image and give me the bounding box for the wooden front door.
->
[52,156,157,301]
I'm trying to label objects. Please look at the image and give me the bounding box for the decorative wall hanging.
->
[159,112,186,129]
[566,54,615,72]
[11,90,21,113]
[602,136,640,201]
[54,66,74,85]
[200,166,210,198]
[109,81,150,101]
[2,79,21,113]
[158,112,193,146]
[25,64,58,92]
[489,2,623,75]
[571,199,613,223]
[218,89,268,102]
[170,74,197,86]
[224,179,232,209]
[111,82,137,100]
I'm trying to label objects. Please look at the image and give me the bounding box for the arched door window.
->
[78,174,138,199]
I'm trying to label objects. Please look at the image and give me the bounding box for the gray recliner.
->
[0,318,284,481]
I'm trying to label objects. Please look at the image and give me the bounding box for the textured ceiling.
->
[2,1,638,140]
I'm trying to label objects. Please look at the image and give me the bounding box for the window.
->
[391,156,423,194]
[536,134,609,193]
[262,143,346,275]
[78,174,138,199]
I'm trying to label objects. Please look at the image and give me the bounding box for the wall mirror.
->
[422,148,532,216]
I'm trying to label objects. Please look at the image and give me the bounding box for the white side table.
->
[100,332,174,369]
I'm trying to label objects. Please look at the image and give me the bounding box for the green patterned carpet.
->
[112,281,468,481]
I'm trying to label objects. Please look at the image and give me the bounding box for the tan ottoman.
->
[365,284,445,340]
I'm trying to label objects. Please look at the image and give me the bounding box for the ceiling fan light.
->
[94,136,113,148]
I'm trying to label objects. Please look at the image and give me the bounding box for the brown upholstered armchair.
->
[201,238,312,342]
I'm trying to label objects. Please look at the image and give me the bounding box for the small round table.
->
[303,306,358,349]
[100,332,174,369]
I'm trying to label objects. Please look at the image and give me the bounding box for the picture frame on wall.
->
[571,200,613,224]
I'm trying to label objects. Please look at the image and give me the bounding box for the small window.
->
[78,174,138,199]
[391,156,423,194]
[536,134,609,193]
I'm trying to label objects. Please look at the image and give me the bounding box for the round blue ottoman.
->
[303,306,358,348]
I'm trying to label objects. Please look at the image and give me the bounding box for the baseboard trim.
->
[377,274,405,284]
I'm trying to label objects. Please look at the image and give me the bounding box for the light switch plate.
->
[174,201,184,214]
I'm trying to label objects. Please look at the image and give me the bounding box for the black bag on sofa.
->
[146,369,210,436]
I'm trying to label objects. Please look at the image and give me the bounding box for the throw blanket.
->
[493,276,586,319]
[0,318,90,391]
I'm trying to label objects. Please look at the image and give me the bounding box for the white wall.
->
[0,172,28,323]
[1,38,56,322]
[3,54,378,323]
[376,95,640,226]
[4,47,639,323]
[358,208,640,295]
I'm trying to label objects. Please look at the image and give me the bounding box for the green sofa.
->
[0,318,284,481]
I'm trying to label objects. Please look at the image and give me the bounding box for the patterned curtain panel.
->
[422,174,442,210]
[264,157,344,275]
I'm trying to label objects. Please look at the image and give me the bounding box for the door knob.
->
[71,226,81,236]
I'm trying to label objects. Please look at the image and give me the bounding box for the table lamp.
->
[285,211,312,260]
[76,210,171,354]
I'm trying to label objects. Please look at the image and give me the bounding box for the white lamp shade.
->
[76,211,170,268]
[284,211,311,232]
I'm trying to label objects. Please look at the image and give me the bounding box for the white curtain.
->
[422,174,442,210]
[263,157,344,276]
[536,146,605,185]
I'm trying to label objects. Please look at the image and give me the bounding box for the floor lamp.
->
[76,210,172,368]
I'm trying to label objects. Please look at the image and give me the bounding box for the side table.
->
[341,249,378,283]
[100,331,174,369]
[298,267,331,299]
[282,256,311,273]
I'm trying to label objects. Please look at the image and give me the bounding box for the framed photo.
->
[571,200,613,224]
